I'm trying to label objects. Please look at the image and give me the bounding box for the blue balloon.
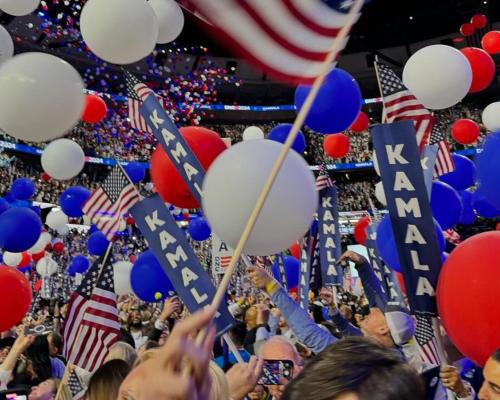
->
[294,68,362,134]
[87,231,109,256]
[18,266,31,274]
[271,256,300,289]
[476,132,500,209]
[124,162,146,183]
[0,208,41,253]
[458,190,476,225]
[71,255,90,274]
[4,192,15,203]
[376,214,445,273]
[59,186,90,218]
[67,263,76,277]
[89,224,98,235]
[188,218,211,241]
[472,188,500,218]
[30,205,41,215]
[439,154,476,191]
[267,124,306,153]
[11,178,35,200]
[430,181,463,230]
[131,250,175,302]
[310,219,319,237]
[0,198,10,215]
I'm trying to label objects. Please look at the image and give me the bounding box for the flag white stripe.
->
[385,99,422,114]
[82,189,104,214]
[77,327,97,370]
[92,333,117,372]
[69,324,89,364]
[86,300,118,315]
[82,329,103,372]
[83,314,121,330]
[289,0,360,28]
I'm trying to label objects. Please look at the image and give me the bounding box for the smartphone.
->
[1,389,28,400]
[258,360,294,385]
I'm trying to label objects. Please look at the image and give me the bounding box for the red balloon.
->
[126,216,134,225]
[323,133,350,159]
[19,252,32,267]
[151,127,227,208]
[451,119,480,145]
[82,95,108,124]
[52,242,65,254]
[129,254,136,263]
[289,242,300,259]
[471,14,488,29]
[437,232,500,366]
[460,23,475,36]
[0,267,32,331]
[353,216,370,245]
[395,271,406,295]
[33,279,42,293]
[460,47,495,93]
[496,222,500,231]
[349,112,369,133]
[31,250,45,262]
[482,31,500,55]
[40,172,51,182]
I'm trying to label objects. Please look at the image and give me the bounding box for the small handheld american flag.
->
[67,369,86,400]
[316,162,333,191]
[429,123,455,177]
[415,314,442,367]
[82,164,140,241]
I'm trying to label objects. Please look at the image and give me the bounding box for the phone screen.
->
[5,394,27,400]
[257,360,294,385]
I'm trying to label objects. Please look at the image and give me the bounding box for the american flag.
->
[429,123,455,176]
[186,0,362,84]
[220,255,232,268]
[67,370,86,400]
[82,165,140,241]
[255,256,273,275]
[375,62,434,151]
[316,163,333,191]
[62,256,120,373]
[124,70,168,133]
[415,314,442,367]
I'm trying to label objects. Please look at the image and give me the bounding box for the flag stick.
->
[210,0,365,312]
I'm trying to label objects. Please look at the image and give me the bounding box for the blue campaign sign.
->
[298,237,311,311]
[318,185,343,286]
[371,121,442,316]
[130,194,234,334]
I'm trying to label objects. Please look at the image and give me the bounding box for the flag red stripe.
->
[100,191,141,239]
[385,104,427,120]
[384,94,417,108]
[82,189,105,215]
[96,186,138,233]
[282,0,341,36]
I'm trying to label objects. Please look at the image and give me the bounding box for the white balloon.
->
[482,102,500,132]
[375,181,387,206]
[0,25,13,65]
[243,126,265,141]
[46,209,68,230]
[403,45,472,110]
[372,151,380,176]
[28,232,52,254]
[202,140,318,256]
[57,226,69,236]
[3,251,21,266]
[0,52,84,142]
[36,256,58,276]
[148,0,184,44]
[41,139,85,180]
[113,261,133,295]
[0,0,39,16]
[80,0,159,64]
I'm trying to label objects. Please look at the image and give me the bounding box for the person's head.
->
[47,332,62,357]
[86,359,131,400]
[282,336,424,400]
[25,335,52,384]
[104,341,137,367]
[479,349,500,399]
[339,305,353,322]
[259,336,303,399]
[128,306,143,328]
[245,306,258,329]
[228,321,247,348]
[28,378,60,400]
[209,361,230,400]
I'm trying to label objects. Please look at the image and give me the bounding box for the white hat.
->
[385,304,415,345]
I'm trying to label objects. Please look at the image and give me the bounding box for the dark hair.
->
[49,332,63,352]
[86,359,131,400]
[229,321,247,347]
[282,336,425,400]
[25,335,52,384]
[492,348,500,363]
[143,340,160,351]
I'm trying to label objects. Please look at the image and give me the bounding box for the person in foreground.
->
[478,349,500,399]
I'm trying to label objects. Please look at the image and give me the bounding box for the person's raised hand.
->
[226,356,264,400]
[247,266,273,291]
[337,250,367,266]
[319,287,335,306]
[159,296,181,321]
[440,366,469,397]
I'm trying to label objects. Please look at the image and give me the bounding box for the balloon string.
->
[209,0,365,312]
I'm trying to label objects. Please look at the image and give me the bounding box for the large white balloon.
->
[46,209,68,230]
[202,140,318,256]
[243,126,265,141]
[3,251,21,266]
[0,52,84,142]
[80,0,159,64]
[0,0,39,16]
[148,0,184,44]
[375,181,387,206]
[28,232,52,254]
[36,257,58,276]
[0,25,13,65]
[402,45,472,110]
[113,261,133,295]
[482,102,500,132]
[41,139,85,180]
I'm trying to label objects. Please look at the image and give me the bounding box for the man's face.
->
[29,379,56,400]
[130,308,142,325]
[358,308,388,342]
[479,357,500,399]
[47,334,58,357]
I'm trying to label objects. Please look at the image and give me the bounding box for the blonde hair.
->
[133,348,160,368]
[104,341,137,367]
[209,361,230,400]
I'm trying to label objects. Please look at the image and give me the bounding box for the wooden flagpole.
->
[210,0,365,312]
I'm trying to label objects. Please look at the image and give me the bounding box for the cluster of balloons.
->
[459,14,487,37]
[80,0,183,65]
